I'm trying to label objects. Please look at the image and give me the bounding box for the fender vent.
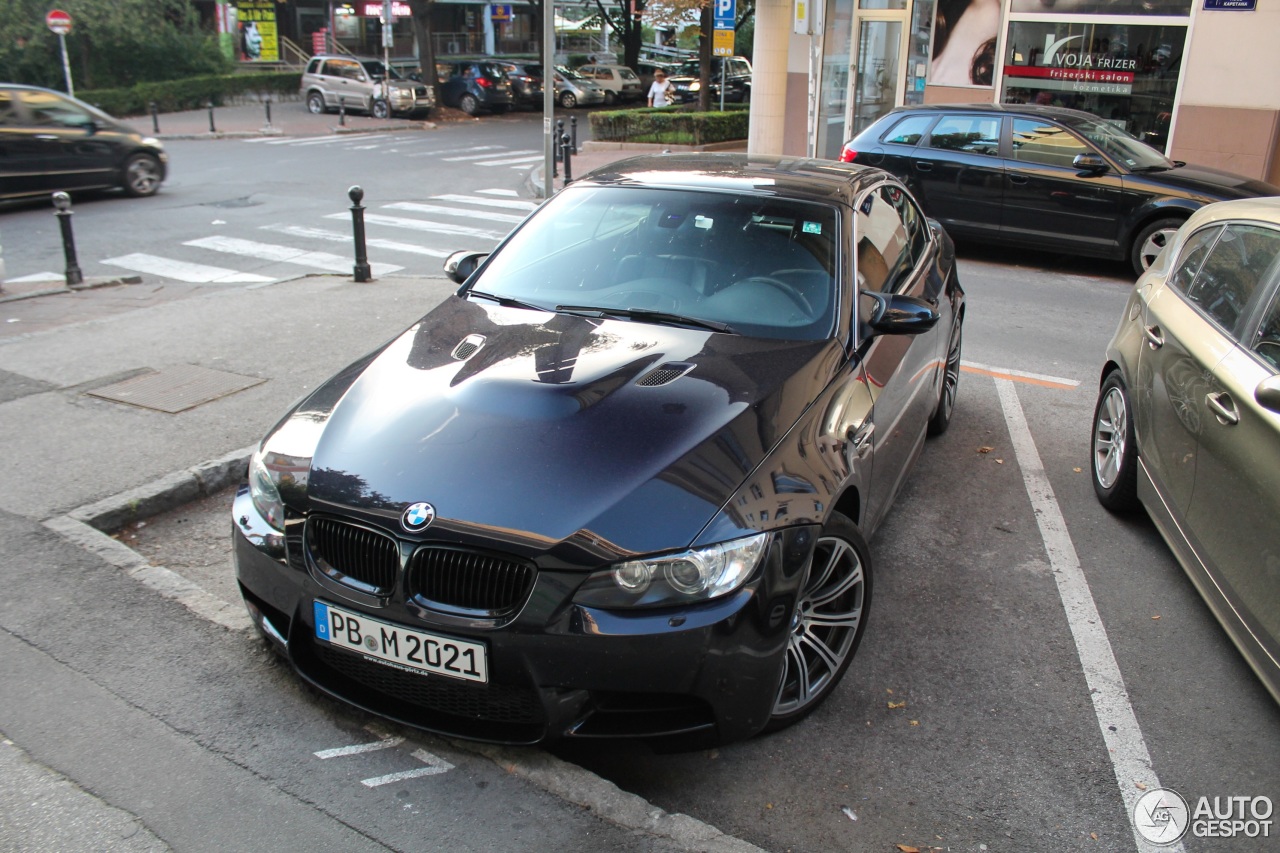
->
[452,334,486,361]
[636,362,694,387]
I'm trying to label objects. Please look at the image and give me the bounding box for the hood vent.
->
[636,362,694,387]
[451,334,486,361]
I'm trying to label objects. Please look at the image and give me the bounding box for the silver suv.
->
[301,55,433,118]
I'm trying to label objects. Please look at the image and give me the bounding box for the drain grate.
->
[86,364,265,413]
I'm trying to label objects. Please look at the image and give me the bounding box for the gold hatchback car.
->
[1092,197,1280,704]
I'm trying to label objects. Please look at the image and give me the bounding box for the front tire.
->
[560,91,577,109]
[603,91,616,106]
[1092,371,1141,511]
[371,98,390,119]
[306,91,327,114]
[927,312,963,436]
[1130,217,1182,276]
[459,93,479,116]
[122,153,162,197]
[766,513,871,733]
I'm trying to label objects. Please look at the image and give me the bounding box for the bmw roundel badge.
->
[400,501,436,533]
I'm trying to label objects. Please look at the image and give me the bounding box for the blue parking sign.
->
[714,0,735,29]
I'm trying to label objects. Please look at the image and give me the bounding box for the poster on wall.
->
[929,0,999,87]
[236,1,280,62]
[1008,0,1191,14]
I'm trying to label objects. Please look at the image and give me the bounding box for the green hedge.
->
[78,72,302,118]
[589,105,749,147]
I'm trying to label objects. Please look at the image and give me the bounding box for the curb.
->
[155,120,436,141]
[0,275,142,304]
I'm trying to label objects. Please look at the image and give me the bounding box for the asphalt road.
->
[2,111,1277,852]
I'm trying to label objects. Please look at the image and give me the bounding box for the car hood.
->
[1134,162,1280,200]
[301,297,839,558]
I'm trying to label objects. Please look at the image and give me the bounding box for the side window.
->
[0,91,15,127]
[305,59,321,75]
[1252,290,1280,371]
[1183,224,1280,334]
[925,115,1001,156]
[18,90,90,127]
[1010,119,1089,168]
[882,114,933,146]
[856,189,912,322]
[882,184,929,264]
[1167,226,1222,296]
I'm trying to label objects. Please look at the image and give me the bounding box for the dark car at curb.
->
[233,153,965,747]
[435,61,513,116]
[1,84,167,201]
[840,104,1280,276]
[668,56,752,105]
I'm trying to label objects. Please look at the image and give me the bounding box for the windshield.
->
[555,65,586,81]
[1065,115,1173,171]
[467,186,839,341]
[360,61,402,80]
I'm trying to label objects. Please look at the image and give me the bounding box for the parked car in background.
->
[668,56,753,104]
[1091,197,1280,705]
[490,60,543,110]
[301,55,433,118]
[233,152,965,747]
[545,65,606,109]
[575,63,644,105]
[0,84,166,201]
[634,59,679,91]
[436,61,514,115]
[840,104,1280,275]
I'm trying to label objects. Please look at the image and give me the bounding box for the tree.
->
[0,0,228,90]
[404,0,437,94]
[589,0,647,69]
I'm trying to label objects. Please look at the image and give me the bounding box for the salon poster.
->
[236,1,280,63]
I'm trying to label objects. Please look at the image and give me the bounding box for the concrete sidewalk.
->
[125,97,437,140]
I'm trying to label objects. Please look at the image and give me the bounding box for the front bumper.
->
[232,486,815,745]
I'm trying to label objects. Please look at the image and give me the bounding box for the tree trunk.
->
[406,0,436,96]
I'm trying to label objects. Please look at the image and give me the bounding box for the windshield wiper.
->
[465,290,545,311]
[556,304,735,334]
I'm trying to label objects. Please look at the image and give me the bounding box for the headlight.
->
[689,82,701,92]
[573,533,769,609]
[248,451,285,531]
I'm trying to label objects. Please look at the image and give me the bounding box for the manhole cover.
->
[86,365,265,413]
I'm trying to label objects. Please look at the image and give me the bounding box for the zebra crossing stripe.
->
[472,155,545,167]
[326,212,507,241]
[441,148,531,162]
[183,236,402,276]
[383,202,524,224]
[259,224,452,258]
[101,253,274,284]
[429,194,538,211]
[477,189,519,196]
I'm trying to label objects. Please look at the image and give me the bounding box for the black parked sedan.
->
[841,104,1280,275]
[233,154,965,746]
[0,84,167,201]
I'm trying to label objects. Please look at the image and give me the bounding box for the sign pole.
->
[543,1,554,197]
[59,32,74,97]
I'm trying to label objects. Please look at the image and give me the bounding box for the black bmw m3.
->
[233,154,965,746]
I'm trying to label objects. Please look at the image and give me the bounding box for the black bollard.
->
[561,133,573,184]
[52,192,84,287]
[348,186,372,282]
[150,101,160,134]
[339,99,346,127]
[207,101,216,133]
[264,96,272,128]
[570,115,578,153]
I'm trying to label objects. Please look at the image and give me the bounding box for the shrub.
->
[78,72,302,118]
[589,105,748,146]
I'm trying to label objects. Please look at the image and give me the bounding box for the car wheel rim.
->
[308,95,323,113]
[1093,386,1128,489]
[128,159,158,194]
[772,535,864,717]
[1139,227,1178,269]
[940,322,962,420]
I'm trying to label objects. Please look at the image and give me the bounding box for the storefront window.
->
[905,0,934,103]
[817,0,856,160]
[1001,21,1185,149]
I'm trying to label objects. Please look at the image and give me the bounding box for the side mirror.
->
[1073,153,1109,174]
[444,250,488,284]
[864,292,940,336]
[1256,374,1280,413]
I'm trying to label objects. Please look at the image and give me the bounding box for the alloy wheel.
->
[1093,385,1128,489]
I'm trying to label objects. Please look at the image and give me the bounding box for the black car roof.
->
[884,102,1104,124]
[575,153,889,207]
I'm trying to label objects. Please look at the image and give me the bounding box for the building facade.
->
[762,0,1280,182]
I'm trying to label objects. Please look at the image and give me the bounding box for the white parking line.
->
[360,749,454,787]
[314,737,404,759]
[995,378,1185,853]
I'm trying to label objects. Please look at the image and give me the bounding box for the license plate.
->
[314,601,488,684]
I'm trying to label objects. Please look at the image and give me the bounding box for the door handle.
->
[1008,175,1028,185]
[1205,392,1239,425]
[35,134,59,141]
[913,161,933,172]
[1143,325,1164,349]
[847,422,875,457]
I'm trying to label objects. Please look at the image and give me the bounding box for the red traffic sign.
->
[46,9,72,35]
